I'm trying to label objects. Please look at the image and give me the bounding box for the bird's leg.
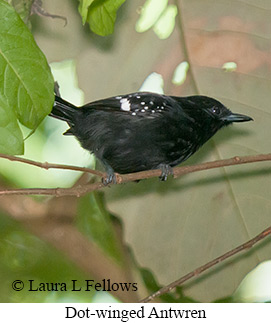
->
[158,164,173,181]
[100,159,117,185]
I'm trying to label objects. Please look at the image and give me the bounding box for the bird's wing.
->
[82,92,174,117]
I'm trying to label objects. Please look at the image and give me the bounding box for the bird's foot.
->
[158,164,173,181]
[99,159,117,185]
[102,171,117,186]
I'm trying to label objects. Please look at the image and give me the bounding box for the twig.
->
[0,153,104,177]
[0,183,104,197]
[31,0,67,26]
[0,153,271,196]
[140,226,271,303]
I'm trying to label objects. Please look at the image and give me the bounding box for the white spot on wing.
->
[120,98,130,111]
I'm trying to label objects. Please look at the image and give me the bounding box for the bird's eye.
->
[211,106,221,114]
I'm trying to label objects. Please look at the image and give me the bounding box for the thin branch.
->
[31,0,67,25]
[0,183,103,197]
[0,153,104,177]
[0,153,271,196]
[140,226,271,303]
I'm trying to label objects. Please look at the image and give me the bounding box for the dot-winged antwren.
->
[50,92,253,184]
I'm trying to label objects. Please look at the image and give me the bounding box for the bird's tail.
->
[50,96,79,124]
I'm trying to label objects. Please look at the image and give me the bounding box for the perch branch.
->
[0,153,271,196]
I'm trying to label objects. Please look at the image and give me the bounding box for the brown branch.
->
[0,153,104,177]
[0,153,271,196]
[0,183,104,197]
[140,226,271,303]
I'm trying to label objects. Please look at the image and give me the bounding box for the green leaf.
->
[4,0,34,24]
[86,0,126,36]
[0,0,54,154]
[0,95,23,154]
[78,0,95,25]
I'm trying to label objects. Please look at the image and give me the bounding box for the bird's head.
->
[181,95,253,130]
[186,95,252,123]
[171,95,253,143]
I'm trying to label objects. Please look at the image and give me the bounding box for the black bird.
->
[50,92,253,184]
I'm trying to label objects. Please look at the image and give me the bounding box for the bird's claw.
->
[159,164,173,181]
[102,172,117,185]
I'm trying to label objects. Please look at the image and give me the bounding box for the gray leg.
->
[158,164,173,181]
[100,159,117,185]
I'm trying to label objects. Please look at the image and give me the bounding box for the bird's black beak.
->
[222,113,253,123]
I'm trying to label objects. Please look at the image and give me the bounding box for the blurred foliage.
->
[0,212,96,302]
[233,260,271,302]
[172,61,189,85]
[152,4,178,39]
[77,192,123,264]
[135,0,168,33]
[135,0,177,39]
